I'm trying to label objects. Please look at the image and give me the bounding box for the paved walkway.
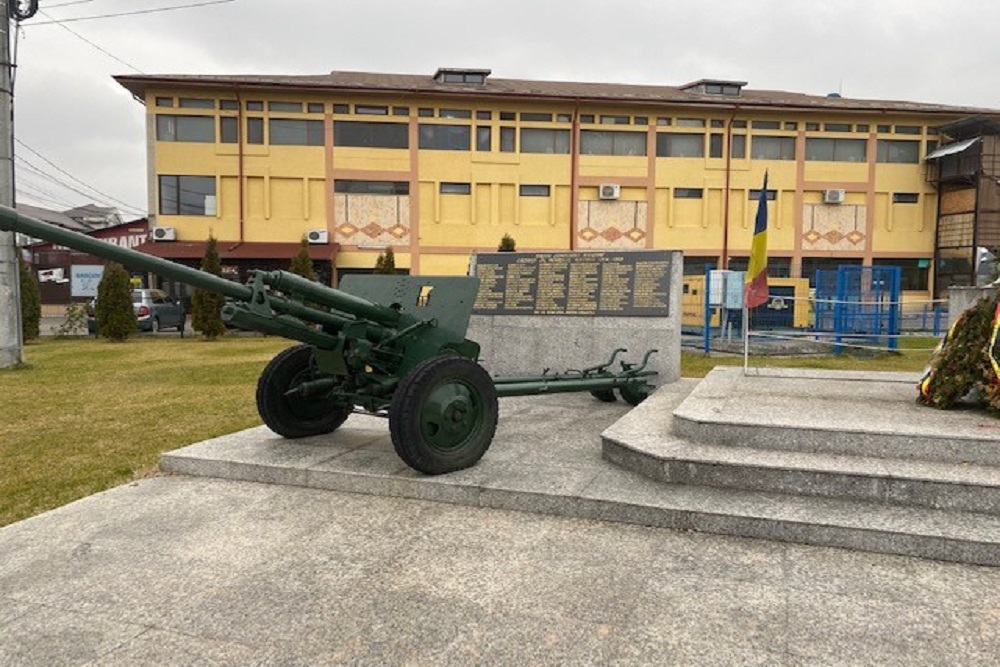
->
[2,393,999,665]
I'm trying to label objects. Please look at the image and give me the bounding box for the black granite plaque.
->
[472,251,672,317]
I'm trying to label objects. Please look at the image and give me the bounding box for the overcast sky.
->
[12,0,1000,219]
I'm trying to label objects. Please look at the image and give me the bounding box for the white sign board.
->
[71,265,105,298]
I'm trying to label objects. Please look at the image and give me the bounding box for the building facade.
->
[114,68,1000,297]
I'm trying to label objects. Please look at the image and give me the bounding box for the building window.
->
[393,106,409,116]
[476,126,491,151]
[581,130,645,156]
[751,136,796,160]
[155,115,214,142]
[805,122,820,131]
[892,193,920,204]
[579,114,595,124]
[220,117,238,144]
[440,108,472,119]
[751,120,781,130]
[333,104,350,114]
[731,120,748,129]
[877,124,891,133]
[731,135,746,159]
[895,125,921,135]
[155,97,173,107]
[269,118,324,146]
[600,115,630,125]
[246,101,264,111]
[500,127,515,152]
[872,258,929,290]
[333,121,409,148]
[709,133,723,158]
[178,98,214,109]
[856,124,869,132]
[876,140,919,164]
[728,256,791,277]
[824,123,851,132]
[247,118,264,144]
[220,100,239,110]
[557,113,573,123]
[334,180,409,195]
[805,138,866,162]
[419,124,471,150]
[440,182,471,195]
[521,128,570,154]
[800,257,863,285]
[476,110,492,120]
[521,112,552,122]
[307,102,325,113]
[269,101,302,113]
[355,105,388,116]
[159,175,216,215]
[656,133,705,158]
[749,189,778,200]
[656,117,671,126]
[418,108,434,117]
[676,118,705,128]
[674,188,703,199]
[682,256,716,275]
[519,184,550,197]
[499,111,516,121]
[784,122,798,130]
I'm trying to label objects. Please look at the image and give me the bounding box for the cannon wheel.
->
[256,344,351,438]
[389,355,498,475]
[589,389,617,403]
[618,381,653,407]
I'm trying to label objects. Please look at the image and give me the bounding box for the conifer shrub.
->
[18,255,40,341]
[96,262,136,342]
[192,236,227,340]
[498,234,516,252]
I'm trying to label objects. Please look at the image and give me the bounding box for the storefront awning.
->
[132,241,337,261]
[925,137,980,161]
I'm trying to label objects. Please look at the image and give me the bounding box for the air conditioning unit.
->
[307,229,329,244]
[598,184,621,200]
[823,189,846,205]
[151,226,176,241]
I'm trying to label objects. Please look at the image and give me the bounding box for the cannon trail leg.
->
[256,344,352,438]
[389,355,499,475]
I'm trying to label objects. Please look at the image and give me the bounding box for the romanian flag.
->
[744,172,770,309]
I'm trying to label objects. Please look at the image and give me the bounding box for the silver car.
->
[87,289,186,334]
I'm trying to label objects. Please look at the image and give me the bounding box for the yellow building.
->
[115,68,999,297]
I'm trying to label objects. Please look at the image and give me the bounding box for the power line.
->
[42,1,100,8]
[34,9,144,73]
[29,0,237,25]
[14,140,145,214]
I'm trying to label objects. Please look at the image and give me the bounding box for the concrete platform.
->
[163,368,1000,567]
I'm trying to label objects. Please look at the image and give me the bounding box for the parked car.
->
[87,289,186,335]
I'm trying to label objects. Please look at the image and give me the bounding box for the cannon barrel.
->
[0,205,252,302]
[259,270,400,328]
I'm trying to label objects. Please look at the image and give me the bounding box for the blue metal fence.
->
[814,265,901,352]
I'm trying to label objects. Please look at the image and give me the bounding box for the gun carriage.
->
[1,206,657,474]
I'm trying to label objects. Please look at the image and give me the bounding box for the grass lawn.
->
[0,335,937,528]
[0,336,293,528]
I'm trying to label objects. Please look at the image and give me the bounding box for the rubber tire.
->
[618,381,651,407]
[256,344,351,438]
[151,317,160,333]
[389,355,498,475]
[590,389,617,403]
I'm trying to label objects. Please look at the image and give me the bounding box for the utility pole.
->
[0,0,23,368]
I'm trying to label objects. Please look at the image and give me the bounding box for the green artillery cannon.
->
[0,205,657,474]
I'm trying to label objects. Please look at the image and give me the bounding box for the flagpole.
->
[743,298,749,374]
